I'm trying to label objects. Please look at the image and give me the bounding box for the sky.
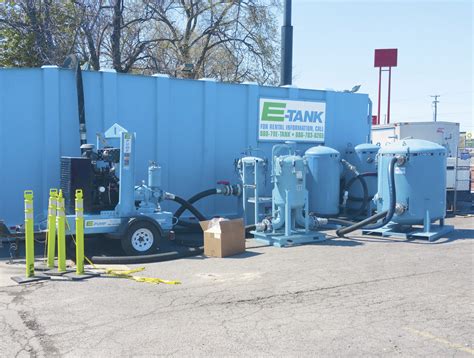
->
[286,0,473,132]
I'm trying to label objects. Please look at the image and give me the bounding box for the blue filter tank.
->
[377,139,447,225]
[305,146,341,216]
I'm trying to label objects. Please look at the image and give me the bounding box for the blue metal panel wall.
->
[0,67,371,225]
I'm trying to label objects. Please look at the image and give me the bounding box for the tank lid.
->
[280,154,304,162]
[305,145,340,156]
[379,139,446,154]
[354,143,380,152]
[241,156,265,163]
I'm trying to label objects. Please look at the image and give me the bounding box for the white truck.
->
[372,121,471,208]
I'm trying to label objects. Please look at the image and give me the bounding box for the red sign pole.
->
[377,67,382,125]
[374,49,398,126]
[387,67,392,124]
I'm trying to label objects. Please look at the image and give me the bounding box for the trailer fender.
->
[112,216,165,239]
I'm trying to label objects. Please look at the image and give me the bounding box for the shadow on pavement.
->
[315,238,364,247]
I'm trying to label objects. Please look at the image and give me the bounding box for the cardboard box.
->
[200,219,245,258]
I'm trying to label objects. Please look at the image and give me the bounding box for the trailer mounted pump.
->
[2,123,242,258]
[61,123,243,256]
[55,123,177,255]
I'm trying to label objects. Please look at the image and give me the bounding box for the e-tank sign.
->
[258,98,326,142]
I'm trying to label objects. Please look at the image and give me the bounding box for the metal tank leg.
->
[254,163,259,225]
[285,190,291,237]
[304,192,309,234]
[242,164,248,225]
[423,210,431,234]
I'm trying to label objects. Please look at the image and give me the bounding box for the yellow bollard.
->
[46,189,58,268]
[64,189,98,281]
[75,190,84,275]
[24,190,35,278]
[56,190,67,272]
[11,191,50,283]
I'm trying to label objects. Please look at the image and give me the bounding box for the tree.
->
[0,1,81,67]
[72,0,159,72]
[0,14,41,67]
[0,0,281,85]
[141,0,280,84]
[71,0,107,71]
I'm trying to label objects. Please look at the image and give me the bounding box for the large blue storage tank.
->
[305,146,341,216]
[377,139,447,224]
[344,143,380,210]
[0,67,372,225]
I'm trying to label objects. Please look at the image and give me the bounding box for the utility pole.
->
[280,0,293,86]
[431,95,440,122]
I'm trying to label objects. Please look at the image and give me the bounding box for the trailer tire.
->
[121,221,160,256]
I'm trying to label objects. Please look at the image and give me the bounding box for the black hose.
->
[90,226,204,264]
[328,218,356,226]
[91,246,204,264]
[347,172,377,202]
[358,172,377,178]
[167,195,206,222]
[245,224,256,238]
[176,219,201,228]
[75,60,87,146]
[335,210,388,237]
[62,55,87,147]
[174,189,218,219]
[344,174,369,216]
[348,195,372,202]
[337,157,398,237]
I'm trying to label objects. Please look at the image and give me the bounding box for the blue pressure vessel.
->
[148,163,162,189]
[272,155,306,209]
[377,139,447,224]
[305,146,341,216]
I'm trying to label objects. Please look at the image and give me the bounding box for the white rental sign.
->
[258,98,326,142]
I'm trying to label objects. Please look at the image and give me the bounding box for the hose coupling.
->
[163,192,175,200]
[231,184,242,196]
[373,192,381,203]
[395,155,407,166]
[313,217,328,228]
[256,218,272,232]
[341,159,359,176]
[308,214,328,229]
[217,183,242,196]
[342,191,349,207]
[395,203,407,216]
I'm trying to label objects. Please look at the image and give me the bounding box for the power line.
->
[439,90,474,96]
[390,90,473,103]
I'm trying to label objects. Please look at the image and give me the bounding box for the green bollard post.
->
[56,190,66,272]
[75,190,84,275]
[63,188,98,281]
[24,190,35,278]
[10,193,50,284]
[46,189,58,268]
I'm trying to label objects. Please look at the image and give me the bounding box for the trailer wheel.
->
[121,221,160,256]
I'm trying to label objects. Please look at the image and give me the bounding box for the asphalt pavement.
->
[0,215,473,357]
